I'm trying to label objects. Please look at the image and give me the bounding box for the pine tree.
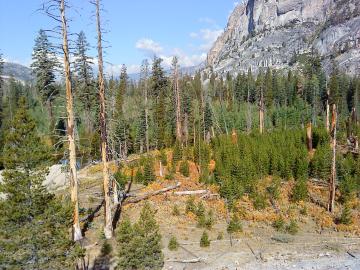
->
[143,158,156,185]
[74,31,96,134]
[31,30,58,128]
[151,57,168,148]
[200,231,210,247]
[117,203,164,269]
[115,65,128,118]
[0,97,78,269]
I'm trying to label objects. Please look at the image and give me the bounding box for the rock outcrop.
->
[207,0,360,75]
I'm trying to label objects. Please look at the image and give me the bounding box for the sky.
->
[0,0,241,74]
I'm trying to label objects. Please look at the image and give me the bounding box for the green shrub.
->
[205,210,214,230]
[172,205,180,216]
[273,217,286,232]
[310,144,331,180]
[200,231,210,247]
[339,204,352,225]
[286,220,299,235]
[292,179,308,202]
[135,169,144,184]
[300,206,307,215]
[165,172,174,180]
[266,177,281,199]
[185,196,196,214]
[339,176,357,203]
[252,193,268,210]
[168,236,179,251]
[196,201,206,217]
[227,214,243,233]
[172,141,182,165]
[196,202,206,227]
[143,158,156,185]
[179,160,190,177]
[113,169,128,190]
[100,241,112,256]
[159,150,168,166]
[117,203,164,270]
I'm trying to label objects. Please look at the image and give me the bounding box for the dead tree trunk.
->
[246,85,252,133]
[172,57,182,143]
[306,122,313,152]
[144,68,150,153]
[59,0,82,241]
[328,104,337,213]
[259,88,265,134]
[95,0,113,239]
[326,87,330,132]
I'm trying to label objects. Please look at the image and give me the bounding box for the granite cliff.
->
[207,0,360,75]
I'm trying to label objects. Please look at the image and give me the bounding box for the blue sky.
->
[0,0,241,74]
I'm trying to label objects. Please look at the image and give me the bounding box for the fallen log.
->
[167,258,203,263]
[125,182,181,204]
[200,193,220,200]
[309,193,328,209]
[174,190,208,196]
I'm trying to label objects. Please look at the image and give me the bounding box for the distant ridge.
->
[2,62,34,83]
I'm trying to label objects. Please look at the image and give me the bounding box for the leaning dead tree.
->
[59,0,82,241]
[172,56,182,142]
[94,0,113,239]
[328,104,337,213]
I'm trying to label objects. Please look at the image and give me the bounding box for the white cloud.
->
[105,63,141,76]
[135,38,163,55]
[160,48,207,68]
[190,28,223,51]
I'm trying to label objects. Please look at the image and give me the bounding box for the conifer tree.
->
[114,65,129,158]
[31,30,58,127]
[0,98,77,269]
[117,203,163,269]
[151,57,168,148]
[74,30,96,134]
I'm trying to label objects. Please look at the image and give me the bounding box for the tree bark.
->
[142,61,150,153]
[60,0,82,241]
[328,104,337,213]
[95,0,113,239]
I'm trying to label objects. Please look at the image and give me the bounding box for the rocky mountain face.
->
[2,62,33,83]
[207,0,360,75]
